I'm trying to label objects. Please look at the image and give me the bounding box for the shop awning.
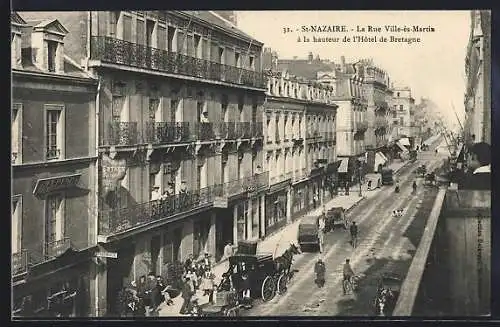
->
[396,141,409,153]
[379,152,388,162]
[33,174,82,196]
[375,152,388,168]
[338,158,349,173]
[399,138,410,146]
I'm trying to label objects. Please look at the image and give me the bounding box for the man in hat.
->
[179,275,194,314]
[317,212,326,253]
[163,182,175,198]
[460,142,491,190]
[314,257,326,288]
[222,241,233,262]
[200,111,210,123]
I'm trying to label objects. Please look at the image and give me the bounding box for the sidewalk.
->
[158,158,411,316]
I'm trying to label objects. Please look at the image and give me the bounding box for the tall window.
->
[46,107,63,160]
[249,56,255,70]
[194,34,201,58]
[238,96,244,122]
[167,26,176,52]
[221,95,228,121]
[219,47,225,64]
[400,117,404,125]
[170,98,179,122]
[149,98,160,122]
[47,40,58,72]
[12,104,21,163]
[146,19,155,48]
[45,194,64,248]
[12,197,22,254]
[235,52,241,68]
[109,11,120,37]
[251,104,257,123]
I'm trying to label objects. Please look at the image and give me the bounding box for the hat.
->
[470,142,491,166]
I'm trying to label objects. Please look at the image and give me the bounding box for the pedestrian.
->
[184,254,194,273]
[314,257,326,288]
[222,241,233,261]
[179,276,194,315]
[460,142,491,190]
[144,272,158,316]
[345,181,350,196]
[151,186,161,201]
[203,252,212,271]
[350,222,358,248]
[201,269,215,304]
[342,259,355,295]
[318,215,326,253]
[313,192,318,209]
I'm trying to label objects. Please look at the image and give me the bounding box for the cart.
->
[326,207,350,231]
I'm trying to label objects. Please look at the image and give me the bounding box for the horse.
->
[274,243,301,277]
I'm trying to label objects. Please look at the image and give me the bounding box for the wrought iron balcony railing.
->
[45,237,72,259]
[99,185,216,236]
[104,122,141,146]
[11,152,18,164]
[91,36,267,89]
[46,147,61,160]
[214,171,269,199]
[145,122,191,144]
[12,250,28,275]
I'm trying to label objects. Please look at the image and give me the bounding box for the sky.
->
[236,11,470,132]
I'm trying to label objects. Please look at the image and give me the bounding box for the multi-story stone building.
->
[19,10,267,316]
[11,12,98,316]
[464,10,491,145]
[326,59,368,186]
[276,53,363,187]
[262,65,337,233]
[358,59,391,173]
[390,86,417,148]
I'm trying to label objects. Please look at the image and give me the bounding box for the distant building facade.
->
[262,50,337,233]
[464,10,491,145]
[11,12,98,317]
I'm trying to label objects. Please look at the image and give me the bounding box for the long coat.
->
[314,261,326,280]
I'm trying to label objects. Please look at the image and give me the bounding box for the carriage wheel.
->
[261,276,276,302]
[277,273,288,295]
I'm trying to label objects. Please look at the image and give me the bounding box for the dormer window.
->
[30,19,69,74]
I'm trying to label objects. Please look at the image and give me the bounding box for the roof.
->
[277,59,335,80]
[229,253,274,263]
[181,11,262,45]
[300,215,319,225]
[11,12,27,26]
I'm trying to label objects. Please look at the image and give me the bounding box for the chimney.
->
[308,52,313,62]
[340,56,346,72]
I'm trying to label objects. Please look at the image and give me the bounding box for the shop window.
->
[45,193,65,250]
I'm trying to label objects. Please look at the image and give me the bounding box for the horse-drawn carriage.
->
[325,207,350,231]
[415,164,427,178]
[373,273,402,316]
[424,172,436,187]
[198,242,300,317]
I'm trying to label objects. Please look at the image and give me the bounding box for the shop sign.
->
[95,251,118,259]
[33,173,82,196]
[101,154,127,192]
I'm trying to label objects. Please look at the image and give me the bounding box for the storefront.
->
[291,180,309,219]
[265,180,289,236]
[308,167,324,208]
[215,207,234,261]
[325,162,340,198]
[12,250,93,317]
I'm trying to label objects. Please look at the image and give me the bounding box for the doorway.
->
[150,235,161,275]
[215,209,234,262]
[106,243,135,315]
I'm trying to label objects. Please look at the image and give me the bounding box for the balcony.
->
[145,122,191,144]
[46,147,61,160]
[104,122,141,146]
[12,250,28,275]
[213,172,269,207]
[99,185,215,236]
[90,36,267,89]
[45,237,72,259]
